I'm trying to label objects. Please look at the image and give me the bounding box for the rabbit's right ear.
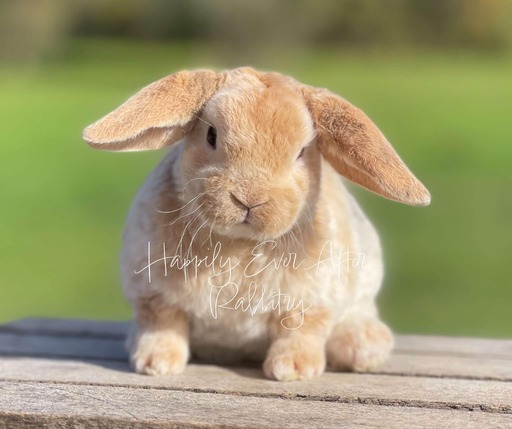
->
[83,70,223,151]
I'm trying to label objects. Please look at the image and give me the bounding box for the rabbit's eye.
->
[297,147,305,159]
[207,126,217,149]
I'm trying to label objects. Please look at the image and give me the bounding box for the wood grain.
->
[0,357,510,413]
[1,318,511,429]
[1,381,511,429]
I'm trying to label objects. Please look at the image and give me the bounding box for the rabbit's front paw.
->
[326,316,393,372]
[263,336,326,381]
[130,330,189,376]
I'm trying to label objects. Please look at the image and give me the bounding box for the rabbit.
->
[83,67,430,381]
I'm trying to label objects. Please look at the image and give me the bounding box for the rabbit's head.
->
[84,68,429,240]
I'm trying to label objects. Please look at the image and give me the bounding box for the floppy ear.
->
[83,70,223,151]
[301,85,430,206]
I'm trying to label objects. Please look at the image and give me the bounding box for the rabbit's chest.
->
[164,244,342,349]
[165,250,288,356]
[169,245,297,318]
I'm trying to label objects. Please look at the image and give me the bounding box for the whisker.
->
[194,115,214,128]
[186,214,210,259]
[293,221,306,256]
[181,177,208,193]
[289,226,305,257]
[158,182,222,216]
[169,202,205,226]
[304,202,314,223]
[156,191,206,215]
[202,213,218,247]
[176,209,204,259]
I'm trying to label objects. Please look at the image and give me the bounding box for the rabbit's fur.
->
[84,67,429,381]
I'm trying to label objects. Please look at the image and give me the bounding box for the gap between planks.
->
[0,357,511,415]
[2,376,511,415]
[1,319,512,427]
[1,381,512,429]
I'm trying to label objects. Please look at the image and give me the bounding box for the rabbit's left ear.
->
[301,85,430,206]
[83,70,223,151]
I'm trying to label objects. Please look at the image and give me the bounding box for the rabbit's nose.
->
[230,192,267,210]
[230,192,248,210]
[230,192,268,223]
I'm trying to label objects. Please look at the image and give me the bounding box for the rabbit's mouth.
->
[179,170,306,241]
[201,207,300,242]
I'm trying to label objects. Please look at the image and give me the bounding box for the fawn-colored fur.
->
[84,67,429,380]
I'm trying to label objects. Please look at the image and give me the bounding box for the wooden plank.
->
[0,318,128,339]
[0,332,127,361]
[1,380,511,429]
[3,318,512,359]
[0,357,511,414]
[1,330,511,381]
[383,354,512,381]
[1,318,511,428]
[396,335,512,359]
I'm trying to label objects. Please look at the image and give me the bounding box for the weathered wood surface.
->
[0,319,511,428]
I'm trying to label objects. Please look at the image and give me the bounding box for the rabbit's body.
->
[84,67,429,380]
[122,144,386,368]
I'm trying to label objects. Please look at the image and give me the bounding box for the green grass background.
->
[1,39,511,337]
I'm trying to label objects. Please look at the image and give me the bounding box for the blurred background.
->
[1,0,511,337]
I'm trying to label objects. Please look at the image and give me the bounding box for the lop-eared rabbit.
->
[84,68,430,381]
